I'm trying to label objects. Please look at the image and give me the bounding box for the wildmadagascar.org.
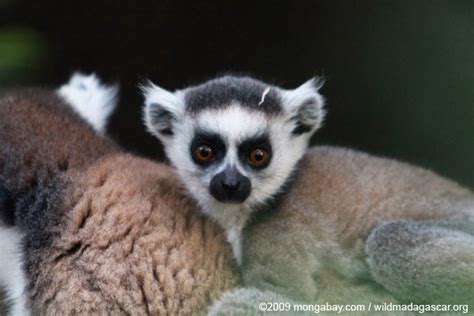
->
[257,301,469,314]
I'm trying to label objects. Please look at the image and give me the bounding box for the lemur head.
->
[143,75,324,259]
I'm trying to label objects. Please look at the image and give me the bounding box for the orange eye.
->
[194,145,214,162]
[248,148,270,167]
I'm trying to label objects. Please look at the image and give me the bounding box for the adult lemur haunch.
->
[143,76,325,263]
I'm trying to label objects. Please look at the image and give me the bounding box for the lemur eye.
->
[194,145,214,162]
[248,148,270,167]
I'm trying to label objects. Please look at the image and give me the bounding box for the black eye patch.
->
[238,134,272,170]
[190,131,227,167]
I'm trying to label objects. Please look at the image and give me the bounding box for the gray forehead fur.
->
[183,76,282,115]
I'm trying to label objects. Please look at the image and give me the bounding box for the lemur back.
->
[0,88,119,225]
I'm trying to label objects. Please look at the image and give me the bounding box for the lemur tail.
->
[57,72,119,134]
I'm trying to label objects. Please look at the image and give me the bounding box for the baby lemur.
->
[143,75,474,308]
[143,75,324,263]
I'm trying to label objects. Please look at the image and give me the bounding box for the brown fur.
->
[0,89,118,184]
[0,89,238,315]
[31,154,237,315]
[241,146,474,303]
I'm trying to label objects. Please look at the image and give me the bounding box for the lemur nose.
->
[209,167,251,203]
[222,180,240,191]
[221,173,241,191]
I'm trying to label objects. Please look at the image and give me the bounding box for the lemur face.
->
[174,106,297,209]
[143,76,325,227]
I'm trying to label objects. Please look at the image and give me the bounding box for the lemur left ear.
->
[282,78,325,136]
[142,81,185,141]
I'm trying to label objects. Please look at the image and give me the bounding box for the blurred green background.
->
[1,0,473,188]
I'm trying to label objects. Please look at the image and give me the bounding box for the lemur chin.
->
[142,75,325,263]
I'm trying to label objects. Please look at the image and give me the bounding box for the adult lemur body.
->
[0,75,236,315]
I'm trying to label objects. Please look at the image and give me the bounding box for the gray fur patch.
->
[184,76,282,115]
[366,219,474,305]
[149,106,175,136]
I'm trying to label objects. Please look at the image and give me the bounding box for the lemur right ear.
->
[142,81,185,141]
[281,78,326,136]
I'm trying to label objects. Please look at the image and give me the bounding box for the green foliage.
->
[0,28,48,85]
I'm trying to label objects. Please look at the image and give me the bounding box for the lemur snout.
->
[210,167,251,203]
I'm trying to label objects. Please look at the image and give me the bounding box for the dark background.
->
[1,0,473,188]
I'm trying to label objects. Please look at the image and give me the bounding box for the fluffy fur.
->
[5,75,471,314]
[143,75,325,263]
[0,86,237,314]
[29,155,237,315]
[58,73,473,313]
[0,88,117,315]
[57,72,118,134]
[210,146,474,313]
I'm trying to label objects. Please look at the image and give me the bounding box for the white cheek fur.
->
[249,120,310,205]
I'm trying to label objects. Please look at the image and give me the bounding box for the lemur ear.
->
[142,81,185,141]
[282,78,325,136]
